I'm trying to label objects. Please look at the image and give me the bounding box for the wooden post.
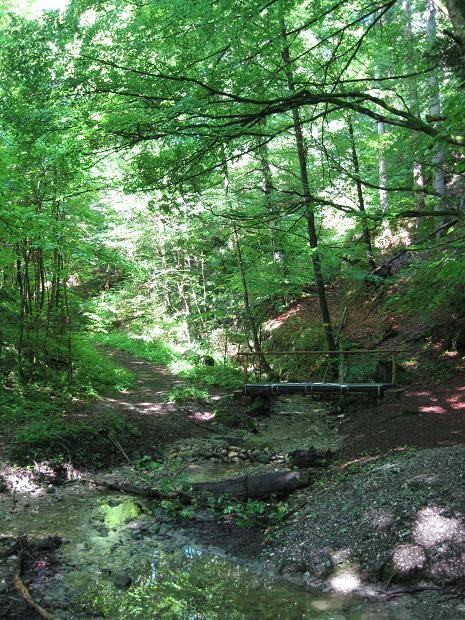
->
[391,352,398,383]
[242,356,248,384]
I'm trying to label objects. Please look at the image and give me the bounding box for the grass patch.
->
[94,331,177,365]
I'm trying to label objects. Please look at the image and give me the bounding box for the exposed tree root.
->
[13,574,57,620]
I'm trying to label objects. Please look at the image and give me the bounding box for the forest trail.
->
[96,347,216,457]
[96,347,465,465]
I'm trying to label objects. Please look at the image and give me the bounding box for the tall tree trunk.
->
[280,16,336,352]
[427,0,446,202]
[347,118,377,271]
[444,0,465,50]
[402,0,426,232]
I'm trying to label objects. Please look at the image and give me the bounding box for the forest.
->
[0,0,465,618]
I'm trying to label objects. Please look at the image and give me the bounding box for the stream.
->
[0,478,395,619]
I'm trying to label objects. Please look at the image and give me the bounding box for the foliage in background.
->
[0,0,464,467]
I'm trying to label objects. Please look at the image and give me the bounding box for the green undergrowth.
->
[72,335,136,395]
[164,386,210,404]
[1,336,137,465]
[173,360,242,390]
[9,406,139,466]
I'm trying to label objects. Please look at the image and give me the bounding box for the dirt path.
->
[100,347,465,462]
[98,348,218,457]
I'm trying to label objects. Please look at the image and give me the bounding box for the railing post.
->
[242,355,248,384]
[338,352,347,382]
[391,352,398,384]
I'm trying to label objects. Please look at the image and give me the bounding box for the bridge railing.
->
[236,349,409,384]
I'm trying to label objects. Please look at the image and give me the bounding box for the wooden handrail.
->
[238,350,409,384]
[237,350,409,355]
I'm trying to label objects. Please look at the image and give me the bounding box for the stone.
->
[111,569,132,589]
[46,486,56,494]
[278,558,309,575]
[306,551,334,579]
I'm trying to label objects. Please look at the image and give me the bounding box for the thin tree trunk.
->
[427,0,446,203]
[280,16,336,352]
[232,224,265,360]
[377,118,389,212]
[347,118,377,271]
[222,150,272,373]
[257,125,290,295]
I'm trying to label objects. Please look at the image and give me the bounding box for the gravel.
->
[264,445,465,589]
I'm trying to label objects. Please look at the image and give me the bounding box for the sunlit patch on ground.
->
[189,411,215,422]
[413,507,465,548]
[329,567,361,593]
[0,462,60,494]
[419,404,447,414]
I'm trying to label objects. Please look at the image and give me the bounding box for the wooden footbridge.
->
[238,349,407,400]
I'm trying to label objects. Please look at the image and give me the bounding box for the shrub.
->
[164,386,210,404]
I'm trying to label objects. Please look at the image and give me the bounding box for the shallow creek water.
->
[0,483,390,619]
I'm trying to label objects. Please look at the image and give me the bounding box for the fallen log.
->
[80,476,165,499]
[191,469,312,498]
[82,469,312,500]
